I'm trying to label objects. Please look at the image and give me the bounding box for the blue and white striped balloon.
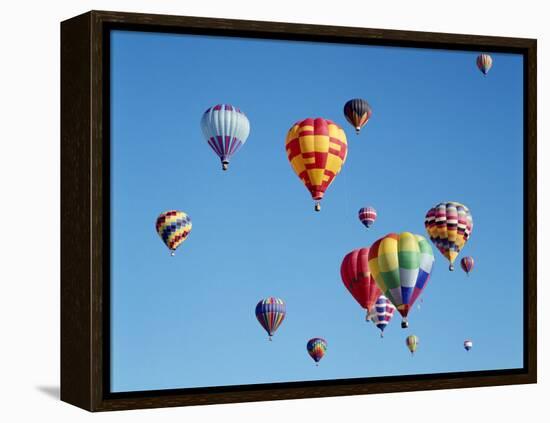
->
[200,104,250,170]
[370,295,396,337]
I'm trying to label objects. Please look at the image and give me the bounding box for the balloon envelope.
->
[476,54,493,75]
[201,104,250,170]
[425,201,473,271]
[371,295,396,336]
[255,297,286,339]
[343,98,372,134]
[358,207,377,229]
[307,338,327,363]
[155,210,192,255]
[285,118,348,211]
[461,256,475,275]
[406,335,419,354]
[368,232,435,326]
[340,248,382,318]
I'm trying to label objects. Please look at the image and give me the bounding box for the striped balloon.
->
[155,210,192,256]
[371,295,396,337]
[406,335,419,354]
[200,104,250,170]
[343,98,373,134]
[285,118,348,211]
[306,338,327,364]
[340,248,382,320]
[358,206,377,229]
[464,340,473,351]
[460,256,475,275]
[425,202,473,271]
[255,297,286,340]
[368,232,435,328]
[476,54,493,75]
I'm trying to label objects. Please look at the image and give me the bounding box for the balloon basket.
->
[449,264,454,271]
[170,251,175,257]
[314,202,321,212]
[222,162,228,171]
[401,320,409,329]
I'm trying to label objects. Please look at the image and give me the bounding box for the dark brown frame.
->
[61,10,537,412]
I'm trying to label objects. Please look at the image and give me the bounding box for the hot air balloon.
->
[358,207,377,229]
[406,335,419,355]
[461,256,475,276]
[155,210,192,256]
[368,232,435,328]
[476,54,493,75]
[255,297,286,341]
[371,295,396,337]
[200,104,250,170]
[343,98,372,134]
[464,340,473,351]
[285,118,348,211]
[425,202,473,271]
[340,248,382,321]
[307,338,327,365]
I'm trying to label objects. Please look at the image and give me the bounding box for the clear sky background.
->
[110,30,524,393]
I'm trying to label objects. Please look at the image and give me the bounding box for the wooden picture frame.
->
[61,10,537,412]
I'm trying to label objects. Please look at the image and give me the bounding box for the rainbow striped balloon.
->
[476,53,493,75]
[255,297,286,340]
[368,232,435,328]
[406,335,419,354]
[155,210,192,256]
[460,256,475,275]
[371,295,396,337]
[358,206,377,229]
[307,337,327,364]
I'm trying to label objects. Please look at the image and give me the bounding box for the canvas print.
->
[109,30,523,393]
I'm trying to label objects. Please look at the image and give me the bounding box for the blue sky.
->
[110,30,524,392]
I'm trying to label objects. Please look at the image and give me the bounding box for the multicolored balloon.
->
[368,232,435,328]
[340,248,382,320]
[307,337,327,365]
[476,54,493,75]
[255,297,286,340]
[464,340,473,351]
[155,210,192,256]
[343,98,372,134]
[425,202,473,271]
[406,335,419,355]
[460,256,475,276]
[371,295,396,337]
[200,104,250,170]
[285,118,348,211]
[358,207,377,229]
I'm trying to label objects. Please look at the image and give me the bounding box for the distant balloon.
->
[285,118,348,211]
[343,98,373,134]
[425,202,473,271]
[340,248,382,320]
[155,210,192,256]
[255,297,286,341]
[368,232,435,328]
[464,340,473,351]
[358,207,377,229]
[307,338,327,365]
[201,104,250,170]
[371,295,396,337]
[460,256,475,275]
[406,335,419,355]
[476,54,493,75]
